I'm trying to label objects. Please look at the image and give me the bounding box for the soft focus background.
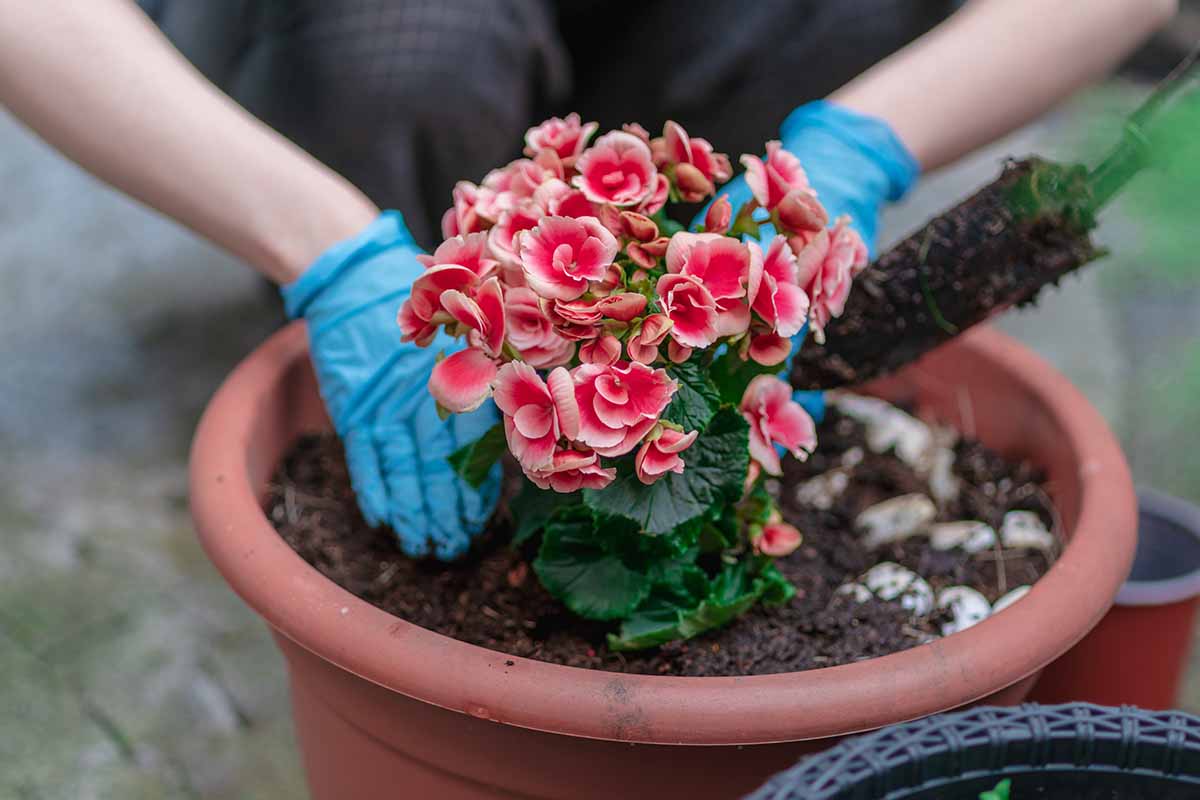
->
[2,11,1199,799]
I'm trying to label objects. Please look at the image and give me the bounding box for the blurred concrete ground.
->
[2,43,1200,800]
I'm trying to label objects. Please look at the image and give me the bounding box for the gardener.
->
[0,0,1175,558]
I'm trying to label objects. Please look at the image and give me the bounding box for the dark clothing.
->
[145,0,956,247]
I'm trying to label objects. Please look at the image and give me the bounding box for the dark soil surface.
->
[266,407,1055,676]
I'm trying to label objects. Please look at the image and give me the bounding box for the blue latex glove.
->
[697,101,919,413]
[282,211,501,560]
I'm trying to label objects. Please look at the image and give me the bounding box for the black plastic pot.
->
[743,704,1200,800]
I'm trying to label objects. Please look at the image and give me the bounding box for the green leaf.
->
[446,423,507,489]
[533,507,651,620]
[979,778,1012,800]
[583,408,750,535]
[709,349,785,406]
[508,481,581,545]
[664,358,722,433]
[607,558,795,651]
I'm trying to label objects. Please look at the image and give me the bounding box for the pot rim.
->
[1117,487,1200,607]
[189,323,1136,746]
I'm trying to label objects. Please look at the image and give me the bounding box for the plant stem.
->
[1085,43,1200,215]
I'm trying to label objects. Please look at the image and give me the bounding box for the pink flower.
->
[740,140,810,210]
[399,233,498,346]
[493,362,579,469]
[776,188,828,234]
[478,156,561,220]
[573,361,677,457]
[656,273,719,349]
[747,235,810,339]
[572,131,658,207]
[625,313,672,364]
[746,331,792,366]
[440,181,487,238]
[667,339,693,364]
[579,335,622,365]
[504,287,573,368]
[428,347,500,414]
[415,231,498,277]
[666,233,752,337]
[663,120,733,186]
[524,447,616,493]
[635,427,698,485]
[519,216,618,301]
[704,194,732,234]
[620,211,658,242]
[534,178,596,219]
[487,201,542,282]
[439,276,506,358]
[398,264,475,345]
[427,278,506,412]
[636,173,671,216]
[794,217,868,340]
[523,113,598,167]
[740,374,816,476]
[627,235,670,270]
[755,521,803,557]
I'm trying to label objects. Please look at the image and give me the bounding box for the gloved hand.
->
[282,211,501,560]
[708,100,920,257]
[697,101,919,419]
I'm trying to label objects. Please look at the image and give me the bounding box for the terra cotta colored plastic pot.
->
[189,322,1137,800]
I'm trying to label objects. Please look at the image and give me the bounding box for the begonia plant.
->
[398,115,867,650]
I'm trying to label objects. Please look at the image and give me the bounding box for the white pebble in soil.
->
[927,446,962,504]
[937,586,992,636]
[856,494,937,550]
[841,446,865,468]
[835,582,873,603]
[1000,511,1056,553]
[834,394,934,470]
[794,470,850,510]
[928,521,998,554]
[863,562,935,617]
[992,585,1032,614]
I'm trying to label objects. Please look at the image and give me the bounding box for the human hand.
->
[282,212,500,559]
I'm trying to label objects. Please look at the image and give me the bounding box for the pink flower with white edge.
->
[493,362,579,469]
[534,178,596,219]
[747,235,810,339]
[666,233,752,337]
[439,276,506,357]
[776,188,828,234]
[572,131,658,207]
[415,231,498,277]
[504,287,574,368]
[441,181,487,238]
[635,427,698,486]
[487,201,542,282]
[656,273,719,349]
[755,521,803,557]
[579,335,622,365]
[704,194,732,234]
[740,374,817,476]
[519,215,619,301]
[399,233,498,345]
[745,331,792,366]
[636,173,671,216]
[626,313,672,364]
[740,140,810,210]
[524,447,616,493]
[794,217,868,340]
[573,361,677,457]
[524,113,598,167]
[479,156,561,219]
[663,121,733,186]
[428,277,507,412]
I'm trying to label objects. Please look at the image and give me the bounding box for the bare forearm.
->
[833,0,1178,171]
[0,0,378,283]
